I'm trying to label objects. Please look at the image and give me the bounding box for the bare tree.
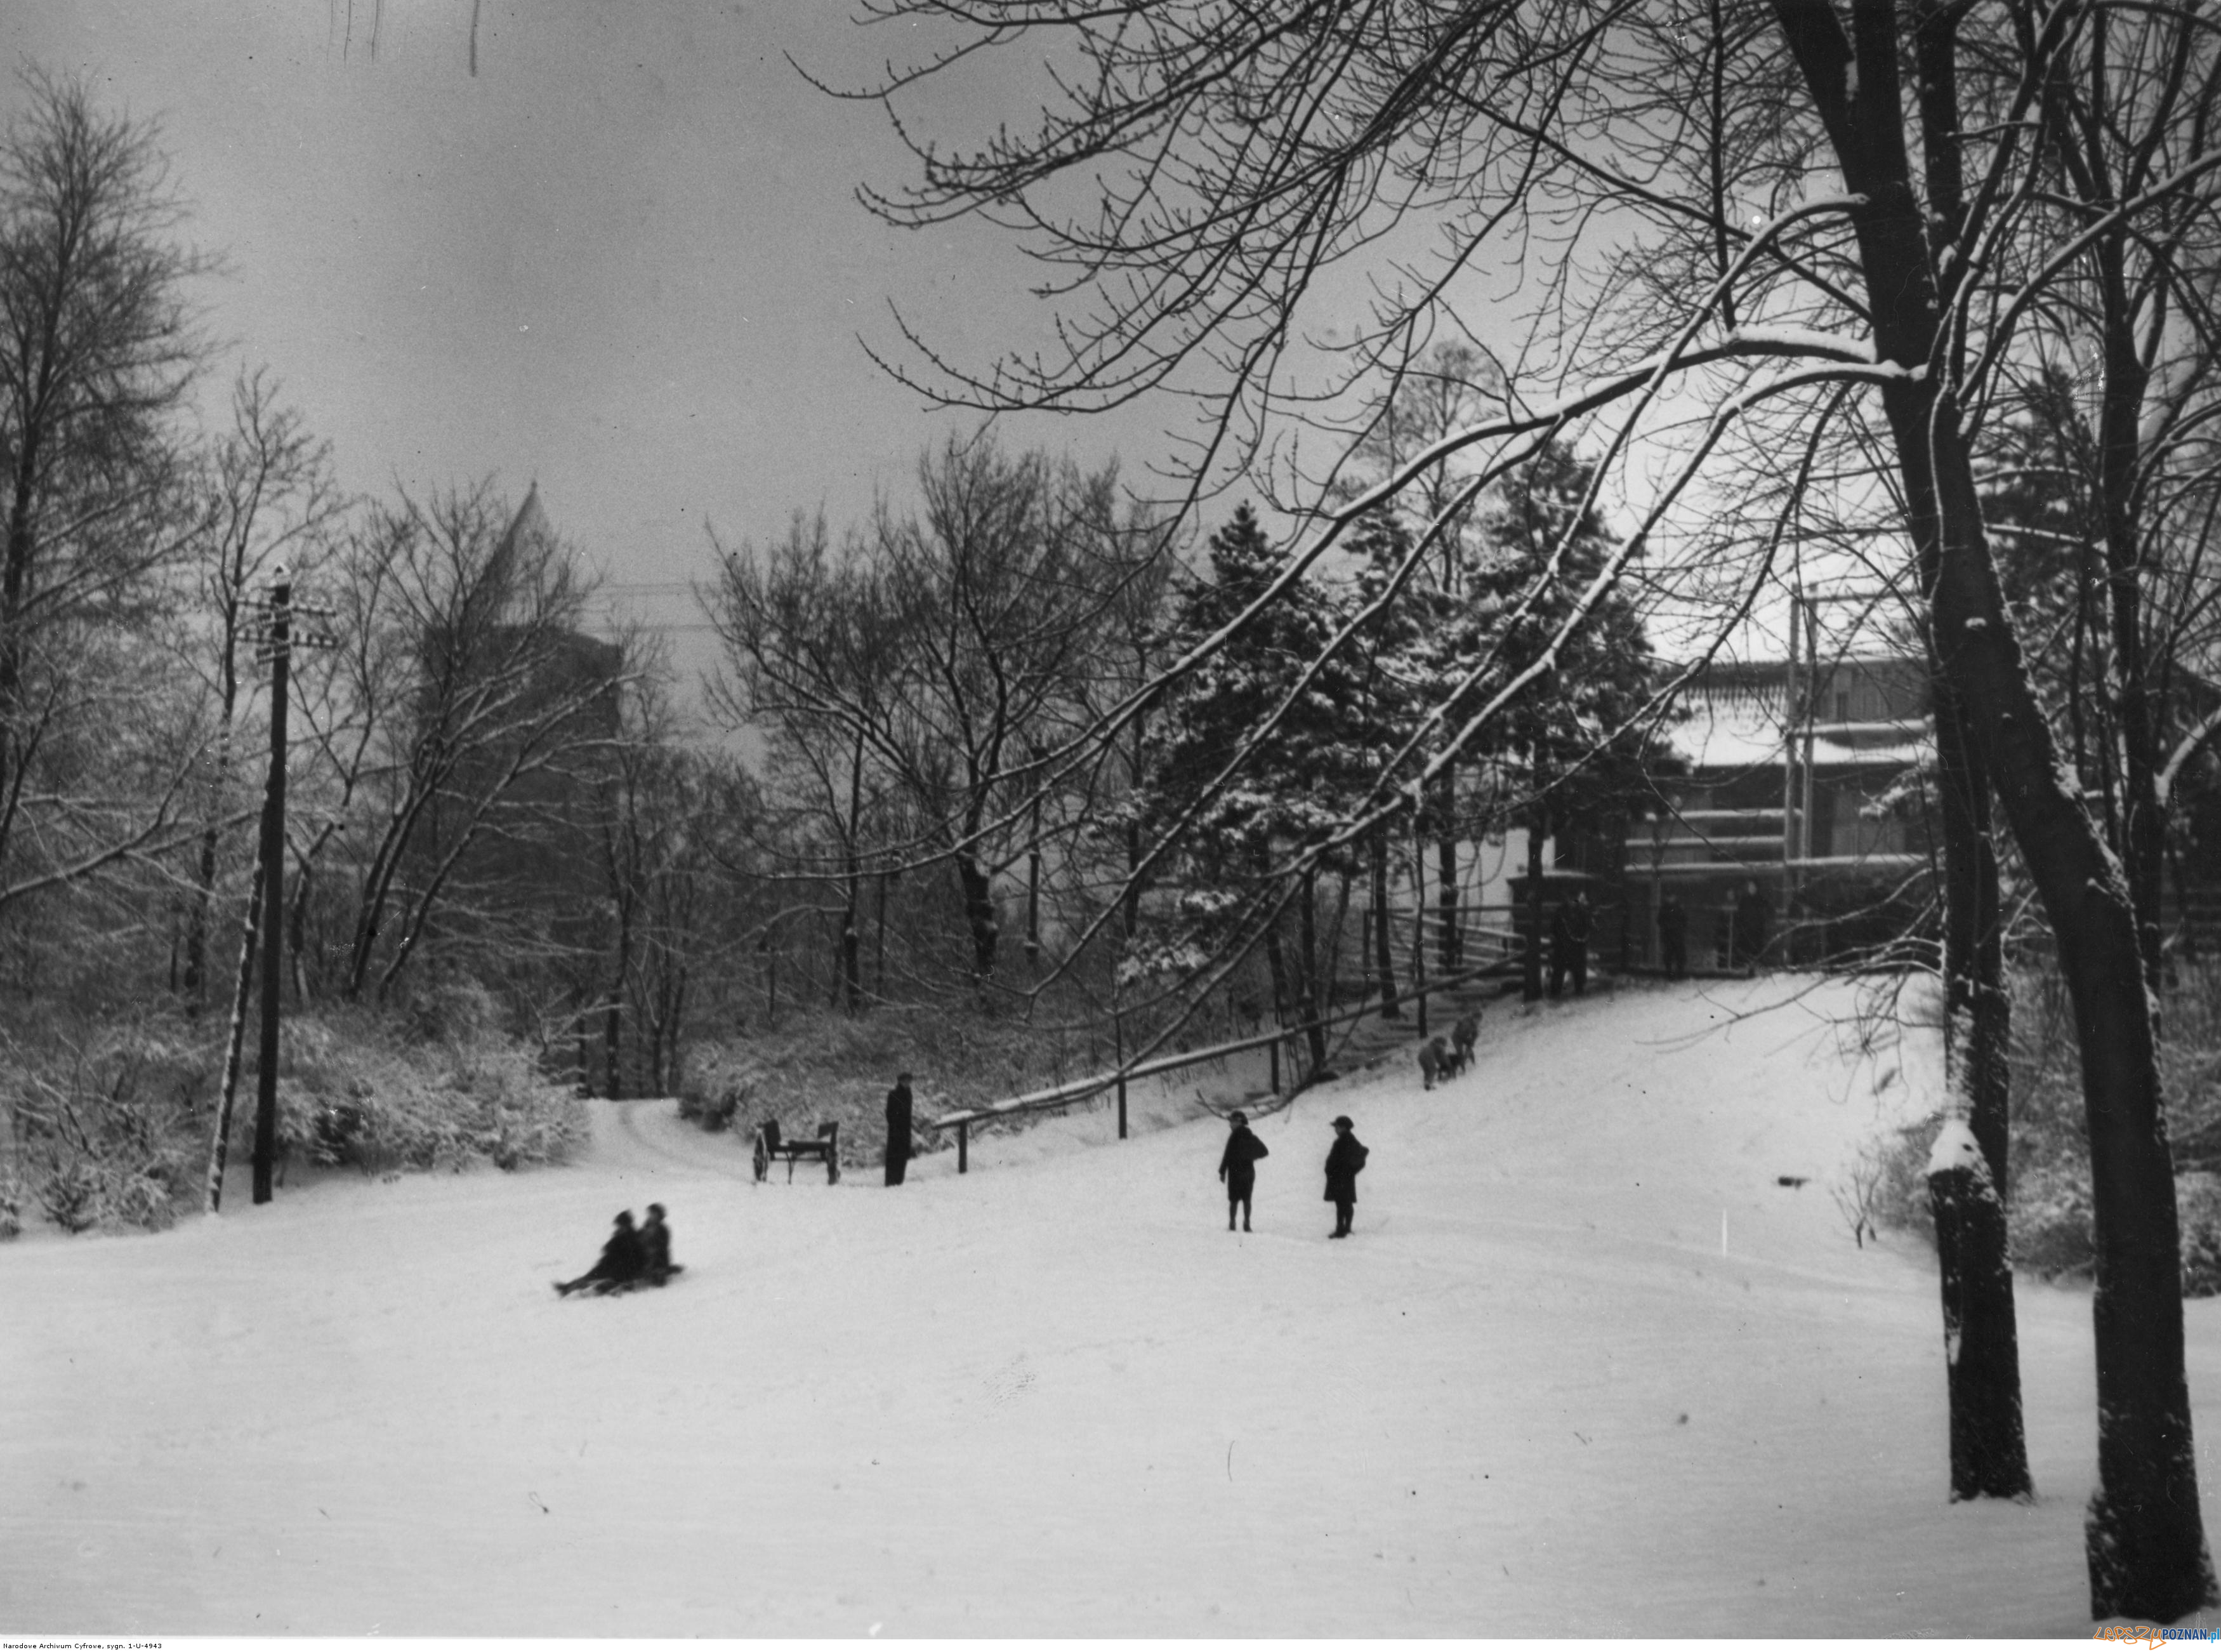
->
[706,509,911,1012]
[840,0,2221,1615]
[708,438,1157,991]
[320,481,621,1004]
[0,67,215,922]
[876,437,1138,981]
[174,369,345,1008]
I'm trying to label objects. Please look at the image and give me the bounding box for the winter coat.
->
[1734,892,1772,959]
[1218,1125,1270,1197]
[1323,1133,1369,1204]
[587,1224,645,1286]
[885,1083,914,1163]
[639,1215,672,1281]
[1551,900,1593,961]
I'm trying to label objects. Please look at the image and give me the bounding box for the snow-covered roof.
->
[1669,657,1931,776]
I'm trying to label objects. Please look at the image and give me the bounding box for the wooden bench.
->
[752,1119,840,1184]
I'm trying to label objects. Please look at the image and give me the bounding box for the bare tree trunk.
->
[1768,1,2214,1608]
[1297,867,1326,1074]
[1409,812,1428,1038]
[844,731,865,1013]
[181,717,237,1008]
[1371,831,1400,1017]
[1435,766,1460,971]
[203,861,265,1213]
[1523,799,1546,1003]
[1930,680,2031,1501]
[875,867,890,996]
[605,901,630,1100]
[956,854,999,978]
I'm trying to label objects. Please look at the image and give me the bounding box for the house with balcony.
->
[1614,653,1933,968]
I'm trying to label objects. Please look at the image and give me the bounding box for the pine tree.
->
[1126,505,1390,1067]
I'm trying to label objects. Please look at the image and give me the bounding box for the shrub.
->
[677,1068,746,1133]
[2176,1172,2221,1298]
[0,1011,208,1232]
[0,1179,20,1239]
[271,1009,588,1177]
[2009,1161,2095,1279]
[37,1160,100,1232]
[1872,1118,1939,1244]
[110,1168,176,1232]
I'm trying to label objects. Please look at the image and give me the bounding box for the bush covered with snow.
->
[0,1012,209,1235]
[1856,960,2221,1293]
[2005,1161,2093,1278]
[267,1007,588,1177]
[0,989,588,1234]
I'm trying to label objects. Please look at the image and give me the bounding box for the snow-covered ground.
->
[4,976,2215,1635]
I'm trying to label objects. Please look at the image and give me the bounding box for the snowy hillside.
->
[4,977,2213,1635]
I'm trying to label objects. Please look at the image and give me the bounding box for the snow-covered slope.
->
[1,977,2210,1635]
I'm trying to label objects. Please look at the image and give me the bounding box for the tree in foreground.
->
[0,67,213,921]
[838,0,2221,1616]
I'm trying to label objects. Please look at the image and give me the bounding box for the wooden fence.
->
[930,923,1522,1173]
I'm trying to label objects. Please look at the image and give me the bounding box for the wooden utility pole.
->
[246,565,335,1206]
[250,569,293,1205]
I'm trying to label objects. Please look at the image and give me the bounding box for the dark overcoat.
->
[1323,1133,1369,1204]
[885,1082,914,1165]
[1218,1125,1269,1198]
[640,1216,672,1281]
[588,1223,645,1286]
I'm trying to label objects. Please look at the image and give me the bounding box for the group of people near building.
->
[1652,882,1773,978]
[1543,880,1777,986]
[1218,1111,1369,1238]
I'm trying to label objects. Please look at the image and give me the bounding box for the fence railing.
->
[928,955,1514,1173]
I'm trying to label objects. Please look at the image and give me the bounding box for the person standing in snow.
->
[1323,1114,1368,1239]
[554,1210,645,1297]
[885,1071,914,1186]
[1548,890,1593,999]
[1218,1111,1270,1232]
[1732,881,1773,970]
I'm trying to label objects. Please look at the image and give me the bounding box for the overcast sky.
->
[0,0,1178,666]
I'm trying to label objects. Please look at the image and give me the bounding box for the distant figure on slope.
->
[1451,1012,1480,1075]
[1417,1035,1449,1090]
[1656,892,1689,979]
[885,1071,914,1187]
[1732,881,1773,972]
[1548,890,1593,1000]
[639,1203,683,1286]
[554,1210,644,1297]
[1218,1111,1270,1232]
[1324,1114,1369,1239]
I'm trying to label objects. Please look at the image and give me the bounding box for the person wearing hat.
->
[554,1209,645,1297]
[885,1071,915,1186]
[1323,1115,1369,1238]
[1216,1110,1270,1232]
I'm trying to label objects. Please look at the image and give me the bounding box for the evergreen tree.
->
[1126,504,1390,1066]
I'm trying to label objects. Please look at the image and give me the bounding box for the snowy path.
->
[3,977,2215,1635]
